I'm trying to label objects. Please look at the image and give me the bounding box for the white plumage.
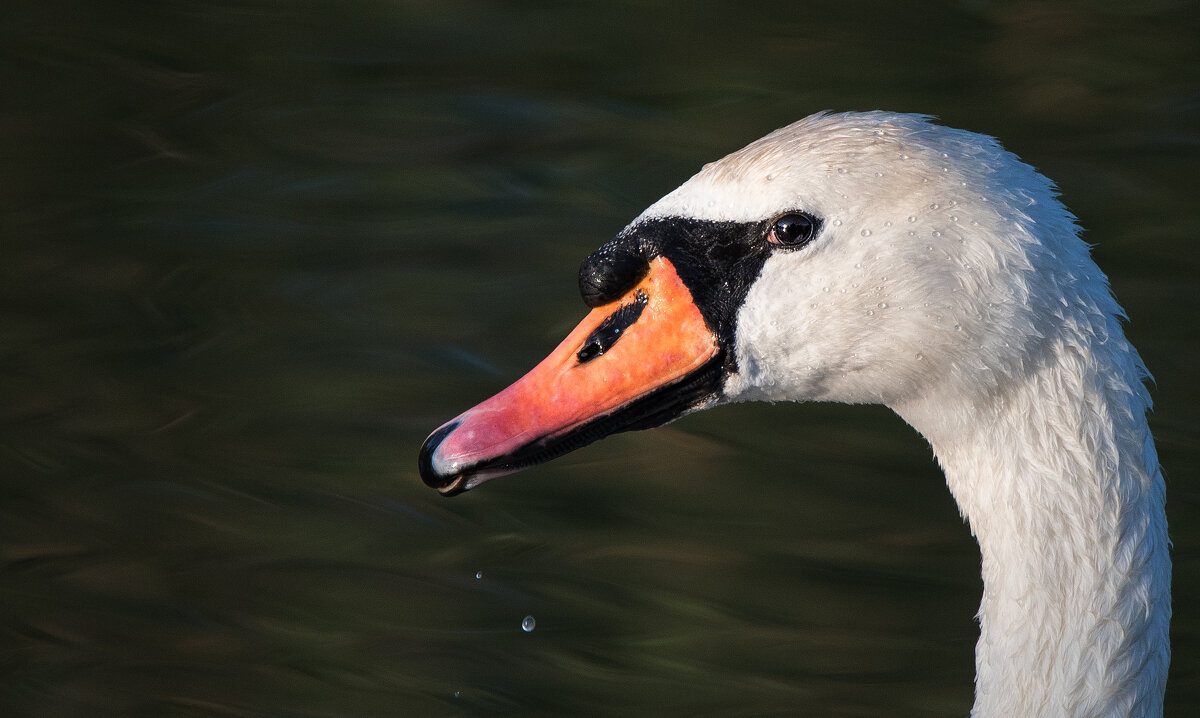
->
[646,112,1170,717]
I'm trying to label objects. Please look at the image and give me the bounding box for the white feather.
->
[645,111,1169,717]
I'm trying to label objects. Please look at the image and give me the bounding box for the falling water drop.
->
[475,571,483,580]
[522,616,537,632]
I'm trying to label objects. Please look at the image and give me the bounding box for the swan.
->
[417,111,1170,717]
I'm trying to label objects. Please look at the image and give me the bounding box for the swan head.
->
[419,111,1096,494]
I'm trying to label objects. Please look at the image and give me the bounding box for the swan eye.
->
[767,212,820,248]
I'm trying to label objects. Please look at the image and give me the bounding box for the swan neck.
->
[894,335,1170,717]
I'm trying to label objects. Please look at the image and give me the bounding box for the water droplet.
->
[954,324,962,331]
[839,288,846,294]
[522,616,537,632]
[926,245,933,251]
[867,310,874,316]
[950,216,958,222]
[837,167,847,174]
[916,353,925,361]
[851,282,859,288]
[854,263,862,269]
[942,167,949,172]
[822,286,830,293]
[454,691,462,698]
[766,173,776,181]
[860,229,871,237]
[929,203,939,210]
[942,152,949,158]
[900,153,909,160]
[878,302,888,309]
[874,172,883,177]
[907,216,916,223]
[932,230,941,238]
[475,571,483,580]
[907,231,915,236]
[832,219,842,226]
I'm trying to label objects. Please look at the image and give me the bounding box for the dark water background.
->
[2,1,1198,716]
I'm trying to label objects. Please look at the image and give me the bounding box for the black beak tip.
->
[417,421,464,492]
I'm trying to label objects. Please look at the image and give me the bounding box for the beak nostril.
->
[576,290,649,364]
[577,341,603,363]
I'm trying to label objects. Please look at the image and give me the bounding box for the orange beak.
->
[419,256,723,495]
